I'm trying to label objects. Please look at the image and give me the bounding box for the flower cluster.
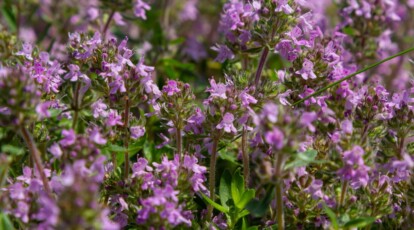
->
[1,0,414,229]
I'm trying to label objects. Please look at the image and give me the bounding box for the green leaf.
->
[0,212,14,230]
[342,27,357,36]
[246,186,275,217]
[1,6,16,32]
[237,209,250,219]
[231,169,245,204]
[219,170,232,209]
[236,189,255,210]
[1,144,24,156]
[344,217,376,228]
[201,193,229,213]
[284,149,322,170]
[323,205,338,230]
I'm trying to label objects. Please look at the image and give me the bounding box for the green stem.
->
[253,47,270,88]
[176,127,182,160]
[72,82,81,130]
[20,127,52,197]
[293,46,414,106]
[274,153,285,230]
[241,127,249,187]
[123,95,130,181]
[103,10,115,38]
[207,138,219,221]
[339,180,348,209]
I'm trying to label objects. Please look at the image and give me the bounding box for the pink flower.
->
[130,126,146,139]
[216,113,237,133]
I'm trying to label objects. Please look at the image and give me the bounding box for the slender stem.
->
[207,138,219,221]
[123,95,130,180]
[339,180,348,209]
[72,82,81,130]
[20,127,52,197]
[275,181,284,230]
[241,127,249,187]
[253,47,270,89]
[111,152,117,171]
[176,127,182,162]
[293,46,414,106]
[103,10,115,38]
[274,153,285,230]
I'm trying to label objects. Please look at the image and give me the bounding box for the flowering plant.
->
[1,0,414,229]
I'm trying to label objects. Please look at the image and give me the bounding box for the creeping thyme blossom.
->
[216,112,237,133]
[60,129,76,146]
[134,0,151,20]
[341,119,353,135]
[185,107,205,134]
[205,78,228,103]
[239,90,258,107]
[130,126,146,139]
[274,0,294,14]
[15,42,33,60]
[89,127,107,145]
[299,112,318,132]
[337,146,370,189]
[211,44,235,63]
[35,101,52,119]
[264,127,284,150]
[91,99,108,118]
[163,80,181,96]
[296,59,317,80]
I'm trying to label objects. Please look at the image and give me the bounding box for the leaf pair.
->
[202,169,256,229]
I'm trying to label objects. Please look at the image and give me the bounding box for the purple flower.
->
[48,143,62,159]
[160,202,191,226]
[337,146,370,189]
[304,179,324,200]
[163,80,181,96]
[274,0,294,14]
[91,99,108,118]
[109,76,126,94]
[180,0,198,21]
[89,127,107,145]
[156,133,170,149]
[296,59,317,80]
[113,12,126,26]
[341,119,353,135]
[261,103,279,123]
[130,126,146,139]
[299,112,318,132]
[185,108,205,134]
[134,0,151,20]
[106,110,123,127]
[239,91,257,106]
[206,79,227,99]
[35,101,52,119]
[264,127,284,150]
[183,155,206,174]
[15,43,33,60]
[60,129,76,146]
[135,57,155,77]
[216,112,237,133]
[132,158,151,178]
[278,89,292,105]
[211,44,234,63]
[64,64,86,82]
[275,40,298,61]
